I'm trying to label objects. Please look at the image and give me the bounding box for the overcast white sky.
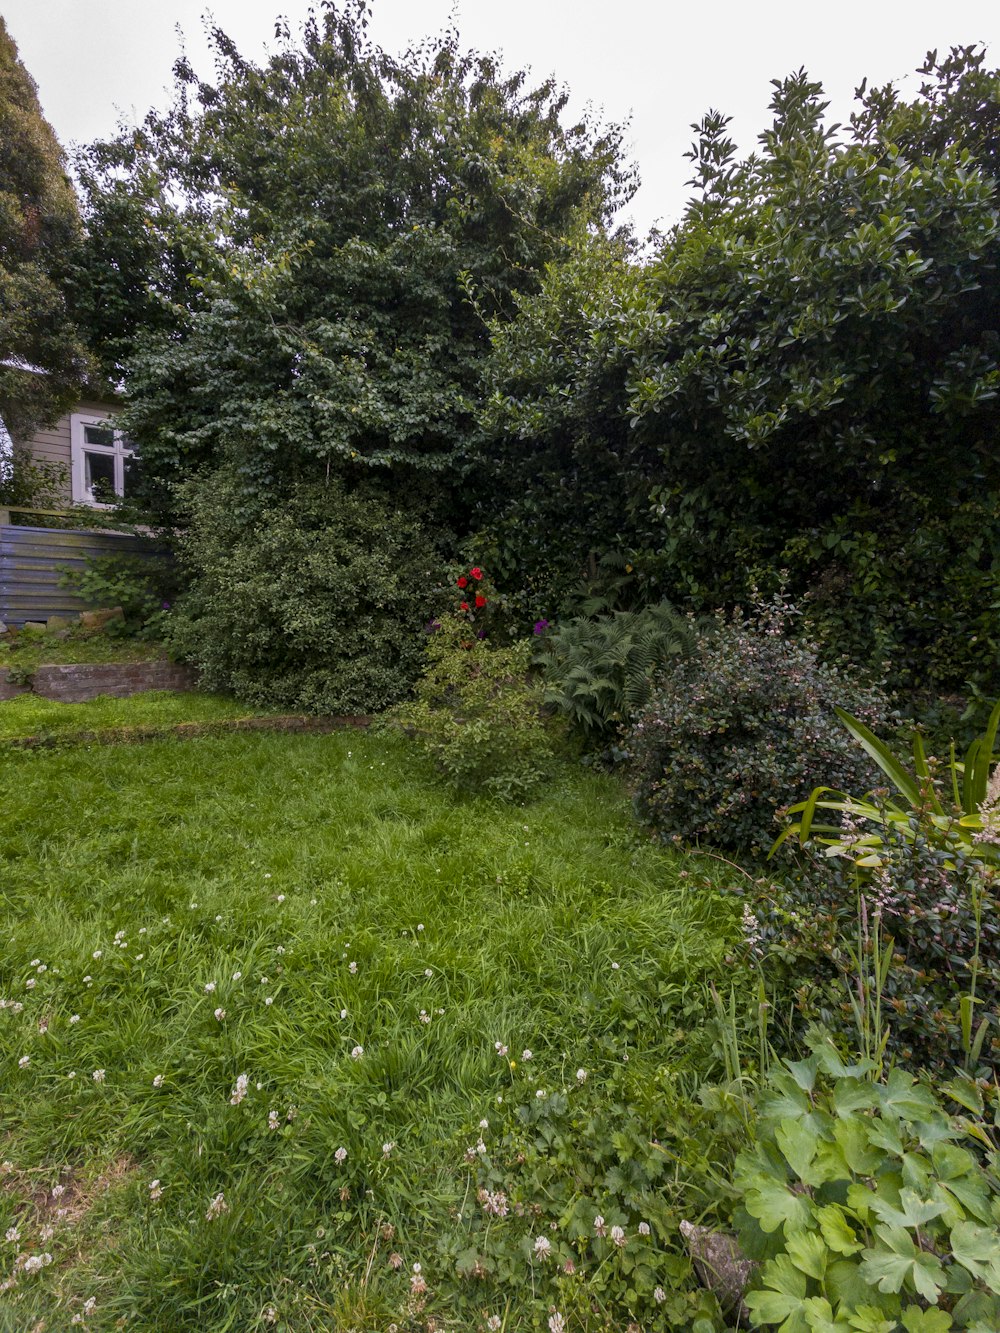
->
[4,0,999,236]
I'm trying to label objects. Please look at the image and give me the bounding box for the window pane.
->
[83,424,115,447]
[122,452,138,496]
[85,450,116,502]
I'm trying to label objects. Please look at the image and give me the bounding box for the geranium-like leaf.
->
[746,1255,809,1329]
[787,1229,828,1280]
[817,1204,863,1256]
[776,1120,819,1181]
[951,1220,1000,1293]
[861,1226,946,1302]
[849,1307,896,1332]
[745,1176,814,1235]
[900,1307,953,1332]
[868,1187,946,1230]
[802,1295,851,1331]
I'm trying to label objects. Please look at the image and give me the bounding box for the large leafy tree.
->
[76,2,635,527]
[486,51,1000,692]
[0,17,90,445]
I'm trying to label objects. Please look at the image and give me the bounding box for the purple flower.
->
[162,601,171,610]
[533,619,550,635]
[424,620,441,634]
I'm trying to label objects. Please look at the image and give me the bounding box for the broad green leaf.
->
[900,1308,952,1332]
[776,1120,820,1181]
[803,1296,852,1331]
[747,1255,809,1327]
[868,1187,946,1230]
[849,1308,896,1333]
[879,1070,939,1121]
[832,1077,878,1119]
[833,709,922,807]
[826,1258,875,1311]
[951,1220,1000,1293]
[833,1118,882,1174]
[745,1177,815,1235]
[861,1226,946,1302]
[817,1205,863,1256]
[787,1229,828,1280]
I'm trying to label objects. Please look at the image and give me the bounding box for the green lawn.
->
[0,690,266,742]
[0,723,745,1331]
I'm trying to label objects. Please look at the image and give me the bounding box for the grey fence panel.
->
[0,524,160,625]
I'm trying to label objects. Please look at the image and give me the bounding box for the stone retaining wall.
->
[0,660,196,703]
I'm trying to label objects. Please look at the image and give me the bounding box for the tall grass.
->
[0,728,743,1329]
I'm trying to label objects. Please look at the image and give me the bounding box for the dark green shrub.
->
[626,597,891,854]
[63,552,177,638]
[169,475,440,714]
[538,602,697,749]
[390,616,557,801]
[757,831,1000,1076]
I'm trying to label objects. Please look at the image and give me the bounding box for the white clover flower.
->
[205,1191,228,1220]
[4,1227,19,1243]
[424,968,433,977]
[51,1184,64,1198]
[593,1214,607,1237]
[522,1049,533,1061]
[138,927,146,935]
[204,981,216,994]
[533,1235,552,1259]
[22,1252,52,1273]
[416,923,424,932]
[268,1111,280,1131]
[548,1316,566,1333]
[494,1041,508,1057]
[92,950,102,960]
[36,964,47,972]
[67,1070,76,1079]
[479,1118,489,1130]
[419,1010,430,1024]
[92,1069,105,1083]
[264,996,274,1006]
[25,978,36,990]
[275,945,285,955]
[230,1074,249,1106]
[149,1179,163,1201]
[276,894,285,903]
[39,1223,54,1241]
[653,1286,666,1304]
[29,959,39,968]
[611,961,620,970]
[382,1141,394,1158]
[475,1139,487,1155]
[17,1055,29,1068]
[638,1221,651,1236]
[153,1074,164,1088]
[214,1007,226,1021]
[340,1008,348,1019]
[348,961,358,974]
[576,1068,587,1083]
[486,1318,502,1332]
[610,1225,626,1248]
[232,971,242,982]
[535,1089,546,1099]
[350,1045,364,1060]
[310,898,317,906]
[83,975,92,983]
[334,1146,347,1164]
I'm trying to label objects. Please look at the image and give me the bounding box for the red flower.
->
[470,567,483,581]
[475,594,487,608]
[460,601,470,611]
[456,576,468,589]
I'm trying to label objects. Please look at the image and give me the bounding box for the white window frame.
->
[70,412,134,507]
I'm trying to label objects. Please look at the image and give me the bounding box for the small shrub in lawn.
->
[626,595,891,854]
[390,615,557,801]
[62,552,179,638]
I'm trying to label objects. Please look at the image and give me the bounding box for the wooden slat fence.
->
[0,514,161,625]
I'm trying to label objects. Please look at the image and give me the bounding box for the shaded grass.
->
[0,629,166,671]
[0,690,267,742]
[0,728,744,1330]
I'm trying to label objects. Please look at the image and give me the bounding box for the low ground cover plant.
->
[735,1038,1000,1331]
